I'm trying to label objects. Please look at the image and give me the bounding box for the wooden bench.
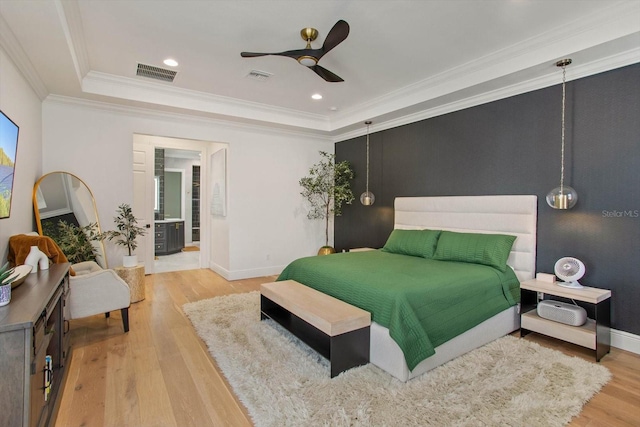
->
[260,280,371,377]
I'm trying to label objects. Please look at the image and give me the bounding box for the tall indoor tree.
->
[299,151,354,254]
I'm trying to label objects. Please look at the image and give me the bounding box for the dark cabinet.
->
[154,221,185,255]
[0,263,71,427]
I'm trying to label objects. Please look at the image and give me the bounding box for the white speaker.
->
[537,300,587,326]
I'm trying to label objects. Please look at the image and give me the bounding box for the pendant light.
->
[546,59,578,209]
[360,121,375,206]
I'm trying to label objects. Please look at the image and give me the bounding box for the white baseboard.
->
[208,262,283,281]
[611,328,640,355]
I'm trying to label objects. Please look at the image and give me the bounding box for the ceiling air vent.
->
[246,70,272,81]
[136,63,177,82]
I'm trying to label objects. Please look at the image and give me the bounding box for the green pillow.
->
[381,229,442,259]
[433,231,516,272]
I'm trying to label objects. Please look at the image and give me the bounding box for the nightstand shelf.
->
[520,279,611,361]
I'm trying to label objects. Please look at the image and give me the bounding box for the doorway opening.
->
[134,134,219,274]
[154,149,200,273]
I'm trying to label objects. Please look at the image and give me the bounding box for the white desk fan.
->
[554,257,585,289]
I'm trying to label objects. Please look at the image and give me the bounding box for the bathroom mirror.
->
[33,172,108,268]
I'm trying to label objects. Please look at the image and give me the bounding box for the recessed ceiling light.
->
[311,93,322,100]
[163,58,179,67]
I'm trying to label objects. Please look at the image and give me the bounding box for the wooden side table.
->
[520,279,611,361]
[114,265,146,303]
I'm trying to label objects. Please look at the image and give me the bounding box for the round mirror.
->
[33,172,108,268]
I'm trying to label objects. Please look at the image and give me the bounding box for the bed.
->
[278,195,537,381]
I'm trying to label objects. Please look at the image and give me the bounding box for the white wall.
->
[0,48,43,262]
[42,98,333,278]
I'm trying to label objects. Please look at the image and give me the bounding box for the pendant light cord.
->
[560,63,567,194]
[365,122,370,194]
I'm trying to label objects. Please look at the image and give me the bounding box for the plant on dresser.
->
[0,262,17,306]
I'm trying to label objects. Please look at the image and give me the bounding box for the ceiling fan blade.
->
[320,20,349,57]
[241,49,307,59]
[311,65,344,82]
[241,52,273,58]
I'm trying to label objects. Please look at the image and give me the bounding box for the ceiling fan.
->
[241,20,350,82]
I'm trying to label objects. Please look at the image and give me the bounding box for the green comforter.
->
[277,250,520,370]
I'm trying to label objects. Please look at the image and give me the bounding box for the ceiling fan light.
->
[298,56,317,67]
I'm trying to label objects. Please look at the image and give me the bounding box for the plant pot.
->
[123,255,138,268]
[0,284,11,307]
[317,246,336,256]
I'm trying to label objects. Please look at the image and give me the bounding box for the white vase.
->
[123,255,138,268]
[0,284,10,306]
[25,245,49,273]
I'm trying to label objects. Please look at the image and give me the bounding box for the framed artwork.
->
[210,148,227,216]
[0,110,19,219]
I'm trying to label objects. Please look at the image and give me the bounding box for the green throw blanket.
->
[277,250,520,370]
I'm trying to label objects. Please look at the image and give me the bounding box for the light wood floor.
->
[55,269,640,427]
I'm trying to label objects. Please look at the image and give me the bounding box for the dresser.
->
[0,263,71,427]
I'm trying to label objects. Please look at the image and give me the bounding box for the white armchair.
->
[68,261,131,332]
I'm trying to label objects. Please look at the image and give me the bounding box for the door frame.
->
[133,134,213,273]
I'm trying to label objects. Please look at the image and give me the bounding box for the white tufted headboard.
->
[394,195,538,282]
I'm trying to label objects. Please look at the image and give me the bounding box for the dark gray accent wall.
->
[335,63,640,336]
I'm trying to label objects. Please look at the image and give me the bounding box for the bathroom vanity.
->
[154,220,185,255]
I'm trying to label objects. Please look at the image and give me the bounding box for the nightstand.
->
[520,279,611,361]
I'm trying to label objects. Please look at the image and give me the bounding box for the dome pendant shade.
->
[546,186,578,209]
[360,191,375,206]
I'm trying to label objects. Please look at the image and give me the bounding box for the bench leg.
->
[261,293,370,378]
[330,327,370,378]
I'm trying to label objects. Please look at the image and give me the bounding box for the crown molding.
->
[330,1,640,136]
[332,47,640,143]
[81,71,332,131]
[44,94,333,142]
[55,0,90,85]
[34,0,640,140]
[0,14,49,100]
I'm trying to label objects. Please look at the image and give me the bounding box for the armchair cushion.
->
[72,261,104,276]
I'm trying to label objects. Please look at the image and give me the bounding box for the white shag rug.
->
[183,291,611,427]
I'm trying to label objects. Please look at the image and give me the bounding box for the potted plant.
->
[99,203,147,267]
[299,151,354,255]
[0,262,17,306]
